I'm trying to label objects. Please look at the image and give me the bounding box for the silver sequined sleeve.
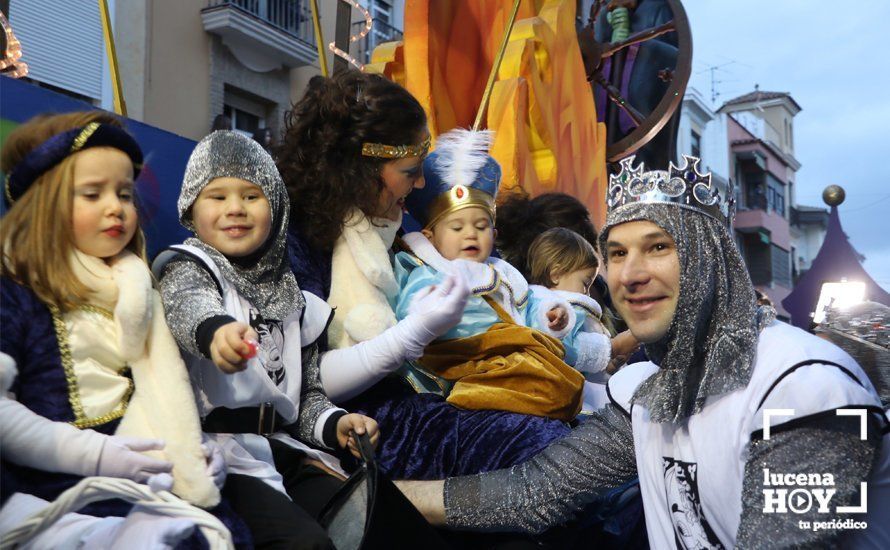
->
[736,414,882,549]
[297,343,346,448]
[158,257,227,357]
[444,404,637,533]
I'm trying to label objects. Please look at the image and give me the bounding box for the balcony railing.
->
[351,19,403,64]
[206,0,315,48]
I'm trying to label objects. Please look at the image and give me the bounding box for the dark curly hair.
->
[276,70,427,251]
[496,192,598,278]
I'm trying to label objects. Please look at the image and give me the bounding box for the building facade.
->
[676,87,730,187]
[677,87,830,319]
[717,89,801,317]
[9,0,404,142]
[790,203,829,280]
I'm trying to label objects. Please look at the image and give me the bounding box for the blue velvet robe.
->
[0,277,252,549]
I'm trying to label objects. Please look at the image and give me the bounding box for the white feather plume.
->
[432,128,494,188]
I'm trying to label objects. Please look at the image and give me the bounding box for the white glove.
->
[202,439,227,490]
[0,351,17,395]
[404,273,470,349]
[96,436,173,483]
[148,473,174,493]
[320,274,470,402]
[0,397,114,478]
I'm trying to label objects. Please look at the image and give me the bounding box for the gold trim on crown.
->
[424,185,496,229]
[362,136,431,159]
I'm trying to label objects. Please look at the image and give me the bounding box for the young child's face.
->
[71,147,138,259]
[422,206,495,262]
[191,177,272,257]
[552,266,598,295]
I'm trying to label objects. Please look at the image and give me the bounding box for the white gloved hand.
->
[148,472,174,493]
[404,273,470,352]
[202,439,227,490]
[319,274,470,402]
[0,351,17,395]
[96,436,173,483]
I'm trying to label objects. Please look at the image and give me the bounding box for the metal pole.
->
[98,0,126,116]
[309,0,328,77]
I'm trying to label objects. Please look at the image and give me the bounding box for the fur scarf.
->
[327,209,401,349]
[71,250,219,508]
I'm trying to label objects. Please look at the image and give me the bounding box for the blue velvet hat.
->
[4,122,143,207]
[405,128,501,228]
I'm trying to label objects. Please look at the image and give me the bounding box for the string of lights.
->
[0,10,29,78]
[328,0,373,72]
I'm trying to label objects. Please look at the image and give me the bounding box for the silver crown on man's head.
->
[607,155,736,226]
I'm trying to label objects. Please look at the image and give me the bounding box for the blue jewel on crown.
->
[607,155,735,226]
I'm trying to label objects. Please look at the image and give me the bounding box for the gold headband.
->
[424,184,496,229]
[361,136,431,159]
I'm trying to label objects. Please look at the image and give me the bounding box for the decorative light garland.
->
[329,0,373,71]
[0,10,28,78]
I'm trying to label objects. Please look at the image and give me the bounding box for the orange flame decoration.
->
[364,0,607,227]
[0,11,28,78]
[329,0,373,72]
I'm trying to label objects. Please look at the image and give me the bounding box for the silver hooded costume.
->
[599,202,774,423]
[443,158,888,549]
[157,131,339,450]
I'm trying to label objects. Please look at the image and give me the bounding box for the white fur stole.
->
[327,209,400,349]
[99,253,220,508]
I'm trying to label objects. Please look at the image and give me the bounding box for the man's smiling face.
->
[604,220,681,343]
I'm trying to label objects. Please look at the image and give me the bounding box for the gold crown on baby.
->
[607,155,735,226]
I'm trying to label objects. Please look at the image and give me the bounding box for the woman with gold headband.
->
[277,70,573,481]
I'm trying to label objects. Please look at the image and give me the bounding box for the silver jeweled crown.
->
[607,155,735,226]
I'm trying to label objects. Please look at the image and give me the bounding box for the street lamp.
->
[812,279,865,324]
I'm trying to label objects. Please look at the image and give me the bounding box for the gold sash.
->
[418,297,583,421]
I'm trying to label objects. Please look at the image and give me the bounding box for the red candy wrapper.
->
[241,339,258,359]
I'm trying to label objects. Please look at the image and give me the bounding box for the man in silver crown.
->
[397,157,889,548]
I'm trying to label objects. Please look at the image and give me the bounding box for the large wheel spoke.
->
[602,20,676,58]
[577,0,691,161]
[593,73,644,126]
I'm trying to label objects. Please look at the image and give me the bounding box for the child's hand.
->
[610,330,639,358]
[607,330,640,374]
[336,413,379,458]
[546,306,569,332]
[210,322,259,374]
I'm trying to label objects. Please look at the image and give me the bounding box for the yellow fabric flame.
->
[365,0,607,227]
